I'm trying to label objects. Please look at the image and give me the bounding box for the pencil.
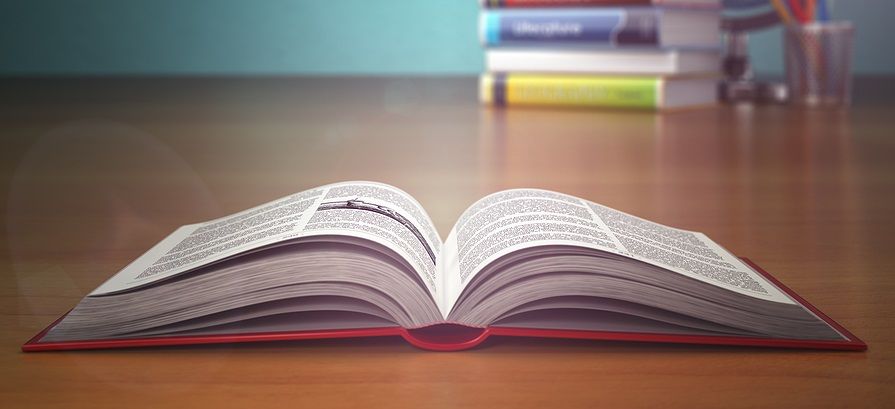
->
[770,0,795,25]
[787,0,807,23]
[805,0,816,23]
[817,0,829,22]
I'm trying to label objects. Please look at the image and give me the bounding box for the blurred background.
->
[1,0,893,77]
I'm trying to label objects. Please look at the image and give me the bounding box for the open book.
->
[24,181,865,351]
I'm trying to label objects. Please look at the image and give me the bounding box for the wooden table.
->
[1,77,893,408]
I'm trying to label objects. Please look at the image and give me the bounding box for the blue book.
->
[480,8,720,50]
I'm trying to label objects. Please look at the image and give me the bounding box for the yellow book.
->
[480,73,717,110]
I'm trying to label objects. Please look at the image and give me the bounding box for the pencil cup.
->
[784,22,854,106]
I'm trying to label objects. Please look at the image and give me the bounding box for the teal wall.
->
[1,0,892,76]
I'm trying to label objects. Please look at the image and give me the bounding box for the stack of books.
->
[478,0,722,110]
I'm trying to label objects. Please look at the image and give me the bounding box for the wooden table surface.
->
[1,77,893,408]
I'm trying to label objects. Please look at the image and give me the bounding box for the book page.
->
[440,189,792,315]
[91,181,442,299]
[299,181,442,298]
[585,201,791,304]
[91,187,327,295]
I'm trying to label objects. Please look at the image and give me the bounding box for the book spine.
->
[481,73,660,109]
[481,9,660,47]
[482,0,650,8]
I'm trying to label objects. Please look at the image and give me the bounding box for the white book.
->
[486,48,720,75]
[479,0,721,7]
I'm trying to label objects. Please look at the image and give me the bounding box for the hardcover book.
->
[24,182,865,352]
[485,48,720,75]
[480,8,721,49]
[479,73,718,110]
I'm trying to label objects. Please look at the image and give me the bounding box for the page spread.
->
[30,181,864,351]
[91,182,443,298]
[440,189,794,317]
[91,183,794,322]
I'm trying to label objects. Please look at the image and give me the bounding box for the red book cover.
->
[22,258,866,352]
